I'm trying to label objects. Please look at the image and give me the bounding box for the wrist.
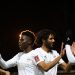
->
[59,55,62,58]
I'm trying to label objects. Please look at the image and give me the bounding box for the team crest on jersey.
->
[34,55,40,62]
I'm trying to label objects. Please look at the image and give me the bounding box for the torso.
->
[35,48,59,75]
[17,50,44,75]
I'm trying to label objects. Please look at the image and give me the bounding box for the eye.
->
[50,38,52,40]
[49,38,53,40]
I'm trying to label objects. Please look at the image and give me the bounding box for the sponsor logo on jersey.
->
[34,55,40,62]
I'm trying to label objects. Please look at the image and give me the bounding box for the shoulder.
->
[52,50,60,56]
[34,47,41,51]
[65,44,71,48]
[34,47,41,53]
[15,52,24,57]
[52,50,58,54]
[18,52,24,54]
[65,44,71,51]
[29,48,42,56]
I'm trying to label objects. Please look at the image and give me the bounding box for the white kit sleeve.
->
[33,50,44,65]
[0,53,21,69]
[65,45,75,63]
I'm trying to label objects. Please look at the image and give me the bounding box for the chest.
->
[41,52,56,63]
[17,54,34,67]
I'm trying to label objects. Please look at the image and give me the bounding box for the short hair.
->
[36,29,56,47]
[20,30,35,44]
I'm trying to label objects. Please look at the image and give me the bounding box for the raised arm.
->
[0,53,20,69]
[34,50,65,72]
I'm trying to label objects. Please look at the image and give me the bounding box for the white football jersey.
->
[34,47,64,75]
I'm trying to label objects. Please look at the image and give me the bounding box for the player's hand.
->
[60,48,66,57]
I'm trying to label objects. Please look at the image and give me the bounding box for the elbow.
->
[1,65,9,69]
[38,62,52,72]
[42,64,54,72]
[44,69,49,72]
[64,64,72,72]
[42,67,50,72]
[66,67,71,72]
[38,65,49,72]
[2,66,8,69]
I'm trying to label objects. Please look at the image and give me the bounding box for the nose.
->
[53,39,55,42]
[19,40,22,45]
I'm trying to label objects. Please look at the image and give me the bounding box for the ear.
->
[42,39,45,43]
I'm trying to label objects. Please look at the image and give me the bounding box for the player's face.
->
[72,42,75,48]
[45,34,55,49]
[19,35,31,51]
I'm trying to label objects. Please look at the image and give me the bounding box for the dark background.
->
[0,1,75,71]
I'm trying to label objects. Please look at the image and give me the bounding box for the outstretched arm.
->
[0,53,19,69]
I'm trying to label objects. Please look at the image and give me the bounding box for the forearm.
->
[46,55,61,70]
[39,55,62,71]
[0,57,16,69]
[0,58,9,69]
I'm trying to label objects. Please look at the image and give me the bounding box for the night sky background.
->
[0,1,75,71]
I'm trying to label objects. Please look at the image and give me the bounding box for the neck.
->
[41,45,51,52]
[23,46,33,53]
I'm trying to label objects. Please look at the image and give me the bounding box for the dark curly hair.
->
[36,29,56,47]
